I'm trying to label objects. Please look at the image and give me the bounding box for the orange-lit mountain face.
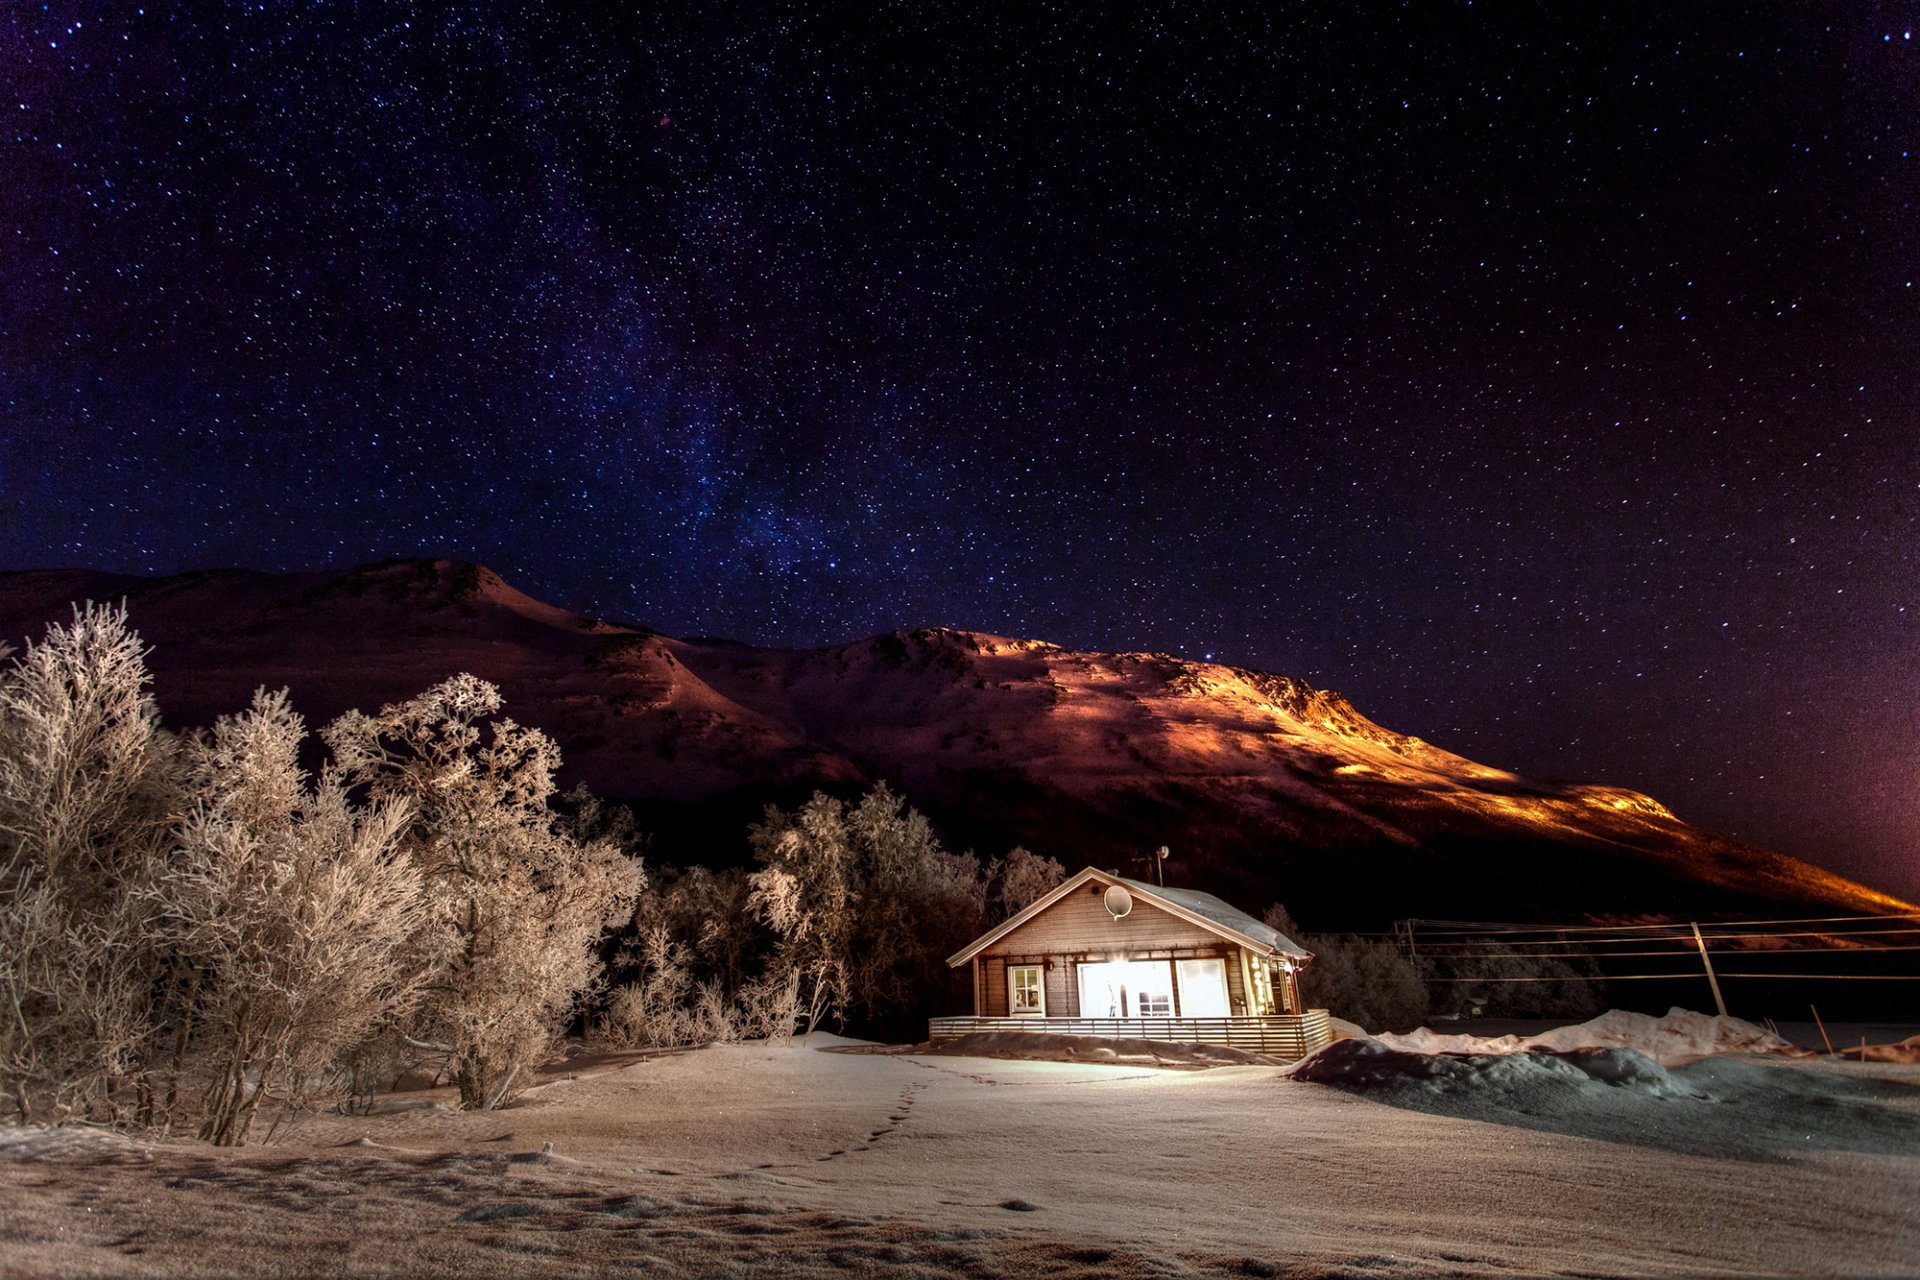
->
[0,559,1903,926]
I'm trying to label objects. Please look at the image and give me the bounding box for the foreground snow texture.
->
[3,1026,1918,1277]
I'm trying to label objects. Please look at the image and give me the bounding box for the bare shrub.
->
[333,1027,416,1116]
[324,675,644,1109]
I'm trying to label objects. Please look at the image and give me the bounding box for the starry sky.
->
[2,3,1916,897]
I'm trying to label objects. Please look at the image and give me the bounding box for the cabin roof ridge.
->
[946,864,1310,967]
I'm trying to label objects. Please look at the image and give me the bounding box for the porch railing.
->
[925,1010,1333,1060]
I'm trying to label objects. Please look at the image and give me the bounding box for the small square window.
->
[1009,964,1045,1016]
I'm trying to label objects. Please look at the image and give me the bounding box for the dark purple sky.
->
[3,4,1916,897]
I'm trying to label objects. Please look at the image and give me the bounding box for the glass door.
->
[1076,960,1176,1017]
[1175,958,1230,1017]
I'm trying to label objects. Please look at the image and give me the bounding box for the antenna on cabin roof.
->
[1128,844,1171,887]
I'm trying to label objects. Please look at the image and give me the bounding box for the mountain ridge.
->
[0,557,1904,926]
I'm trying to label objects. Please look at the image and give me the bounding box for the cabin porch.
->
[926,1010,1334,1059]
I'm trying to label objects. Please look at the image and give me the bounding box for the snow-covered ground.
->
[2,1025,1918,1277]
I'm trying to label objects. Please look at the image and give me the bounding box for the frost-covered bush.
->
[602,923,706,1048]
[163,690,432,1145]
[0,605,179,1125]
[324,675,645,1110]
[599,919,800,1050]
[3,608,653,1135]
[734,969,801,1044]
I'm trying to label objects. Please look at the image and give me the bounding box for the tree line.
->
[0,604,1066,1144]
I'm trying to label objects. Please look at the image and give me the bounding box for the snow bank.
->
[1374,1007,1790,1065]
[928,1031,1276,1067]
[1287,1038,1705,1104]
[1285,1031,1920,1167]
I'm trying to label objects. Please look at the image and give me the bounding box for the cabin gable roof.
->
[947,866,1310,967]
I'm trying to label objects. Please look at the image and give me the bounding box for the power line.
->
[1424,973,1705,983]
[1412,941,1920,962]
[1691,925,1920,943]
[1396,909,1920,991]
[1406,910,1920,936]
[1715,973,1920,981]
[1413,926,1920,953]
[1424,971,1920,983]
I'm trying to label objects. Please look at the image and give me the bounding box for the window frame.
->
[1008,963,1046,1017]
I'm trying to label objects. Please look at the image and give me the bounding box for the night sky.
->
[3,4,1916,898]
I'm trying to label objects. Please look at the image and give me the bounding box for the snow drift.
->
[1285,1007,1920,1161]
[1372,1007,1792,1065]
[1288,1038,1704,1102]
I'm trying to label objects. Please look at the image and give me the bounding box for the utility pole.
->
[1691,921,1728,1018]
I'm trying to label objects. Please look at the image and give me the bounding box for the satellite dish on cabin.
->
[1103,884,1134,919]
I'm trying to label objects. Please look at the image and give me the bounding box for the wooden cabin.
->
[930,866,1333,1059]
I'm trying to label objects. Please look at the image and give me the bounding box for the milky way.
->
[2,4,1915,895]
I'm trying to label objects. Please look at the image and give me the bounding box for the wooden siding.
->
[980,884,1230,959]
[926,1011,1335,1061]
[974,885,1261,1017]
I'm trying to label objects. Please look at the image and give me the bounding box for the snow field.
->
[0,1025,1916,1277]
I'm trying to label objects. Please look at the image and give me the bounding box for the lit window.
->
[1135,988,1172,1017]
[1009,964,1045,1016]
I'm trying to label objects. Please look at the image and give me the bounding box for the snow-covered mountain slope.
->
[0,559,1904,924]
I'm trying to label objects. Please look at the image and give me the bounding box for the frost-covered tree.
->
[324,675,644,1109]
[747,784,983,1034]
[597,861,785,1048]
[649,864,762,995]
[0,605,179,1124]
[1302,935,1429,1033]
[991,846,1066,919]
[161,690,431,1145]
